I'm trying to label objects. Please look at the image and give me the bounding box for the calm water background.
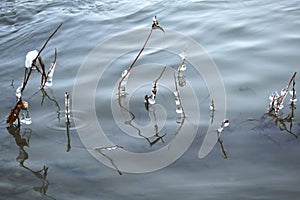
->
[1,0,300,199]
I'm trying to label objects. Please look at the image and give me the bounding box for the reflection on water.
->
[94,148,122,175]
[256,72,298,139]
[41,89,61,122]
[256,102,297,140]
[6,124,55,199]
[5,82,75,199]
[139,107,167,147]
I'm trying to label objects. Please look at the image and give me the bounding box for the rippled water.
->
[1,0,300,199]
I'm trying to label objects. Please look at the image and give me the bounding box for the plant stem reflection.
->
[6,124,56,199]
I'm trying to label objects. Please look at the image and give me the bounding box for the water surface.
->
[1,0,300,199]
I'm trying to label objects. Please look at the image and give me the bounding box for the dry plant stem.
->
[118,28,154,98]
[21,23,62,94]
[145,66,167,106]
[268,94,277,115]
[154,66,167,84]
[46,48,57,77]
[65,92,70,124]
[174,72,186,118]
[275,72,297,116]
[41,48,57,89]
[38,56,46,85]
[6,99,23,125]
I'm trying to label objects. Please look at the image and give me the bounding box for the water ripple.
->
[40,110,88,131]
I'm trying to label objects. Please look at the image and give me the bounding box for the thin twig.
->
[154,66,167,84]
[275,72,297,116]
[21,23,62,94]
[38,55,46,85]
[217,135,228,159]
[152,66,167,97]
[118,28,153,98]
[65,92,70,124]
[145,66,167,107]
[41,48,57,89]
[118,17,164,98]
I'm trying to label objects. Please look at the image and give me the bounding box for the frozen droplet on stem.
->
[179,51,187,60]
[278,104,284,110]
[120,69,130,88]
[210,99,215,111]
[148,96,156,105]
[15,84,23,99]
[175,98,180,106]
[176,105,183,114]
[179,63,187,71]
[269,91,279,102]
[289,90,296,96]
[290,98,297,103]
[121,69,128,77]
[153,16,157,23]
[280,88,286,96]
[25,50,39,69]
[217,127,223,133]
[45,62,56,87]
[289,90,297,103]
[173,91,178,97]
[20,110,32,125]
[178,76,186,87]
[222,119,230,127]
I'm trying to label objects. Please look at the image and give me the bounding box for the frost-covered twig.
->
[274,72,297,116]
[7,23,62,126]
[21,23,62,94]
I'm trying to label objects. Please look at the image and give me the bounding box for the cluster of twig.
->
[262,72,298,137]
[6,23,62,126]
[268,72,297,116]
[252,72,298,141]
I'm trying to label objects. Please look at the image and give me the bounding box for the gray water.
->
[1,0,300,199]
